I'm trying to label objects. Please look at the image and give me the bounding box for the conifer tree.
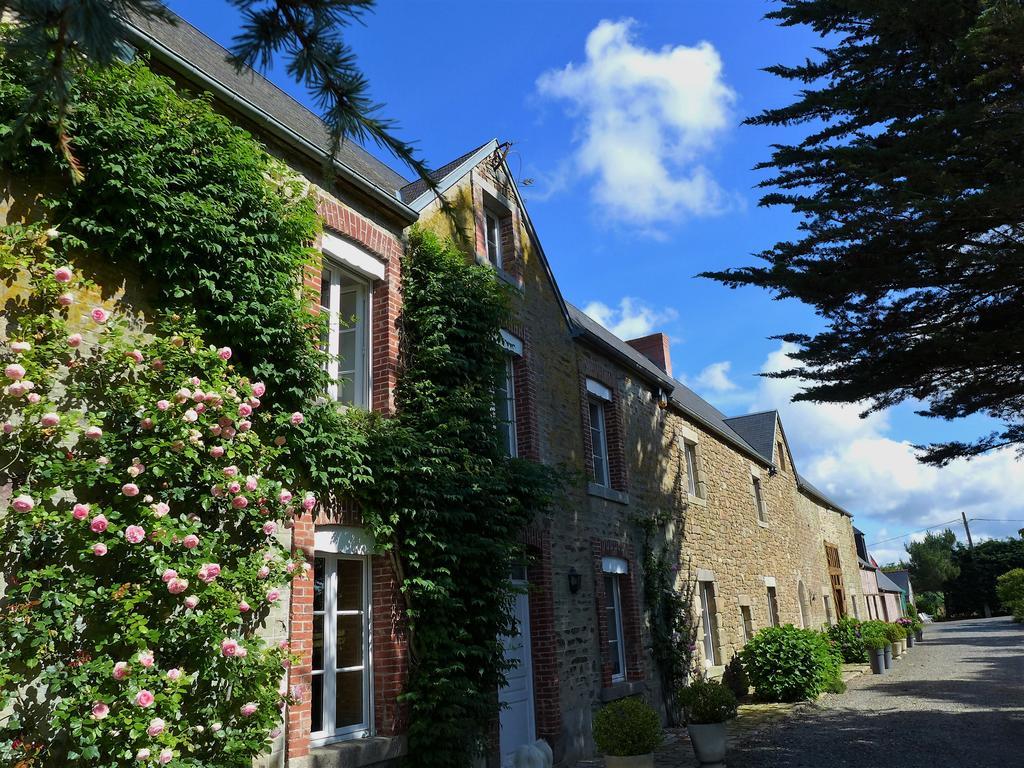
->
[704,0,1024,465]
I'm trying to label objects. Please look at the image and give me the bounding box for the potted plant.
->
[913,619,924,642]
[884,622,905,658]
[898,617,914,648]
[862,629,888,675]
[592,697,663,768]
[678,679,738,768]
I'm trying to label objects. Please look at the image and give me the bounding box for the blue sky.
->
[165,0,1024,563]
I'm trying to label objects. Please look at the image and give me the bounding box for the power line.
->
[867,518,964,548]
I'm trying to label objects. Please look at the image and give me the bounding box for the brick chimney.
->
[626,333,672,376]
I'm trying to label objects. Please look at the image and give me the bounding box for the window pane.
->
[604,574,622,677]
[337,560,363,612]
[336,614,363,669]
[686,444,698,496]
[590,401,609,486]
[320,268,332,310]
[339,329,356,369]
[313,557,325,612]
[335,670,364,728]
[340,290,357,322]
[339,376,353,405]
[312,614,324,672]
[310,673,324,733]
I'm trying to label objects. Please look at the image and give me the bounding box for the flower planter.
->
[915,629,924,642]
[869,648,887,675]
[906,634,915,648]
[898,638,907,655]
[606,755,655,768]
[687,722,728,768]
[883,644,893,670]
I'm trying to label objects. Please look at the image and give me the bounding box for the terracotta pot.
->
[687,722,728,768]
[605,754,655,768]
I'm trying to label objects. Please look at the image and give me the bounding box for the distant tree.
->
[945,538,1024,617]
[703,0,1024,465]
[906,530,960,593]
[915,591,944,617]
[3,0,435,187]
[881,561,910,573]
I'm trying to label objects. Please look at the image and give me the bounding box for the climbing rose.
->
[152,501,169,518]
[232,495,248,509]
[221,638,240,657]
[197,563,221,583]
[278,489,293,504]
[238,402,252,417]
[92,543,108,557]
[217,346,232,361]
[138,650,155,668]
[53,266,73,282]
[159,748,173,765]
[140,417,154,430]
[161,569,178,583]
[136,749,150,761]
[252,382,266,397]
[266,588,281,603]
[227,481,241,494]
[4,363,25,380]
[183,595,199,609]
[12,494,34,512]
[147,717,165,737]
[40,412,59,427]
[223,465,239,477]
[238,419,252,432]
[58,292,74,306]
[126,349,144,364]
[10,341,30,354]
[90,514,108,533]
[274,435,286,446]
[113,662,131,680]
[290,411,304,425]
[122,483,140,497]
[262,521,277,536]
[238,600,250,612]
[124,525,146,544]
[210,446,225,458]
[134,690,154,708]
[167,668,183,681]
[167,577,188,595]
[90,307,109,324]
[90,702,109,720]
[182,534,199,549]
[66,332,82,347]
[183,409,198,423]
[258,566,271,579]
[72,503,90,520]
[84,425,102,440]
[156,399,170,411]
[240,702,258,717]
[302,494,317,512]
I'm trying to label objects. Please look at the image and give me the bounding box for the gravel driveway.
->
[726,616,1024,767]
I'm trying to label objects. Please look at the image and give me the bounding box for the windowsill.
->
[475,253,524,291]
[588,483,629,505]
[600,679,647,702]
[687,493,707,508]
[757,519,769,529]
[310,735,407,768]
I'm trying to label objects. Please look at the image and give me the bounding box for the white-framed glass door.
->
[311,553,371,744]
[320,261,370,407]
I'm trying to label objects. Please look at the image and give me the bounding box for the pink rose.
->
[238,600,250,613]
[274,436,286,446]
[221,637,240,657]
[84,425,102,441]
[152,501,169,518]
[238,403,252,419]
[136,749,151,761]
[91,701,109,719]
[222,426,236,439]
[286,561,297,574]
[58,292,74,307]
[266,587,281,603]
[290,411,304,426]
[210,424,222,437]
[302,494,317,512]
[240,702,258,717]
[258,566,270,579]
[134,689,154,708]
[5,363,25,380]
[238,420,252,432]
[138,650,155,668]
[191,389,205,403]
[140,417,154,430]
[278,489,292,505]
[6,382,26,397]
[210,446,224,458]
[90,307,109,324]
[161,568,177,583]
[124,525,146,544]
[40,412,59,428]
[197,563,221,583]
[147,717,164,737]
[227,482,241,494]
[156,399,170,411]
[248,396,261,409]
[252,381,266,397]
[223,465,239,478]
[182,534,199,549]
[12,494,34,513]
[122,483,140,497]
[72,502,90,520]
[97,455,110,465]
[26,392,40,404]
[166,667,183,681]
[2,422,13,435]
[113,661,131,680]
[126,349,144,364]
[54,266,73,283]
[217,346,232,361]
[92,542,108,556]
[232,495,248,509]
[10,341,30,354]
[90,514,108,533]
[151,358,165,371]
[183,595,199,609]
[246,476,259,492]
[167,577,188,595]
[182,409,198,423]
[158,748,173,765]
[66,332,82,348]
[194,402,206,414]
[262,521,277,536]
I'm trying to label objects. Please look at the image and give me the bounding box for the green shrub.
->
[721,655,749,699]
[862,629,887,651]
[678,679,738,725]
[739,625,842,702]
[996,568,1024,619]
[826,617,867,662]
[883,622,906,644]
[593,697,663,756]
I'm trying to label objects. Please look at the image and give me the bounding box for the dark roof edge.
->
[123,21,418,225]
[796,475,853,518]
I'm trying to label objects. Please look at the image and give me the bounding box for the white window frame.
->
[603,573,627,683]
[752,476,767,523]
[320,260,371,408]
[685,441,701,498]
[496,353,518,457]
[699,580,720,666]
[589,399,610,487]
[310,553,373,745]
[484,209,503,269]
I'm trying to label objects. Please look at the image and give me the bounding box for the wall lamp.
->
[568,567,582,595]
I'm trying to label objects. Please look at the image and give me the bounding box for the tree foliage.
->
[704,0,1024,465]
[945,536,1024,617]
[906,530,960,593]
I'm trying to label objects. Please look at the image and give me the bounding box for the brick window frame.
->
[592,539,644,687]
[521,526,560,744]
[503,321,540,462]
[471,160,524,283]
[580,374,628,491]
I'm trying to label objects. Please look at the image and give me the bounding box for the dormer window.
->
[485,209,504,270]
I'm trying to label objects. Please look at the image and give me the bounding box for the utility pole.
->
[962,513,991,618]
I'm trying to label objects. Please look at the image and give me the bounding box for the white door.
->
[499,577,535,764]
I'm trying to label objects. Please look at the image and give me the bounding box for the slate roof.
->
[723,411,778,463]
[886,570,912,594]
[876,569,906,594]
[795,473,852,517]
[124,10,410,198]
[399,141,492,203]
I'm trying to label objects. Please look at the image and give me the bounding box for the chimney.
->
[626,333,672,376]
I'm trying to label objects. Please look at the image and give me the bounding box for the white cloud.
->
[694,361,737,393]
[582,297,677,340]
[536,18,736,226]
